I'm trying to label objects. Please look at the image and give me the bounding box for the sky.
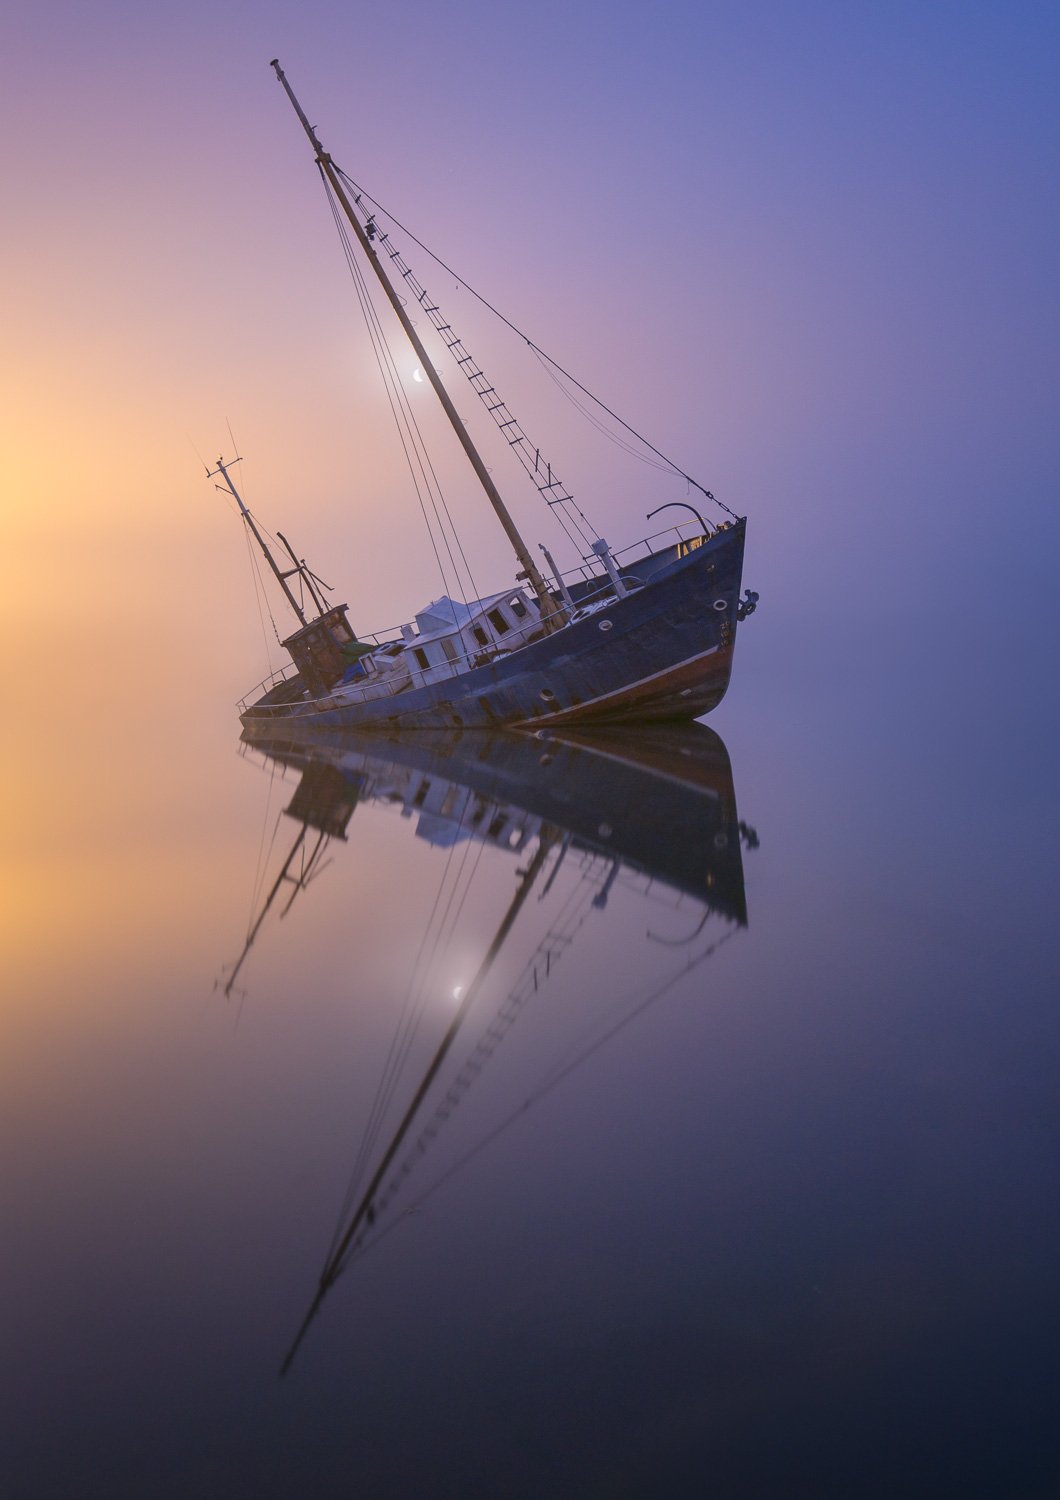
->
[3,10,1059,1487]
[2,0,1059,863]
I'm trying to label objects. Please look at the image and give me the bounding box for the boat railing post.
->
[540,544,576,613]
[591,538,628,598]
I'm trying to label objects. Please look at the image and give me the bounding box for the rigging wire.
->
[327,826,485,1258]
[362,825,485,1159]
[339,839,609,1243]
[359,839,469,1147]
[242,518,281,652]
[255,508,327,621]
[339,841,464,1208]
[323,175,459,605]
[371,845,608,1201]
[246,775,284,942]
[334,166,741,522]
[321,171,481,611]
[359,203,599,556]
[218,457,283,651]
[344,916,739,1275]
[187,432,211,474]
[529,346,679,476]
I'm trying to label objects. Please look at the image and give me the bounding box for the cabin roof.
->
[412,589,525,646]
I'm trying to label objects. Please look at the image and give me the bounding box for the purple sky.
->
[4,13,1059,1486]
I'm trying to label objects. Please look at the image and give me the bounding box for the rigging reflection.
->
[226,724,757,1370]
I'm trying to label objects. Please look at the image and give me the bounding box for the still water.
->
[4,661,1058,1499]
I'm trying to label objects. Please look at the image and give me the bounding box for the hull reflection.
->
[229,725,756,1369]
[241,723,750,923]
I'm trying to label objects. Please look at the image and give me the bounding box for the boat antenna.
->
[269,59,566,631]
[210,454,318,629]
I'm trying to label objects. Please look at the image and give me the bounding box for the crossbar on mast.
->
[210,455,309,627]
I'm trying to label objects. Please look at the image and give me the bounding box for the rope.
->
[362,204,599,554]
[530,345,677,476]
[243,520,281,653]
[323,179,455,602]
[322,171,481,611]
[328,839,604,1250]
[369,845,607,1212]
[327,825,486,1260]
[248,790,284,937]
[351,244,483,609]
[334,166,741,522]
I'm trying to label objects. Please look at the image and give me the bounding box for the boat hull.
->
[241,520,746,735]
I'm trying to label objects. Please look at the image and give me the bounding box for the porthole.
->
[598,619,613,632]
[539,687,557,702]
[713,599,728,612]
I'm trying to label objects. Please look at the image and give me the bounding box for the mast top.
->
[270,60,327,162]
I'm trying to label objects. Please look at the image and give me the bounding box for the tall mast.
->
[270,60,565,630]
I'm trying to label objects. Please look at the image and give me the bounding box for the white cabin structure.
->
[384,588,541,688]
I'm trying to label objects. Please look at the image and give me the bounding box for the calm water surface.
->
[4,649,1058,1499]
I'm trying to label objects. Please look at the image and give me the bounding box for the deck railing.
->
[238,520,710,714]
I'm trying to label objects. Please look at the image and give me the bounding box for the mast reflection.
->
[229,724,757,1370]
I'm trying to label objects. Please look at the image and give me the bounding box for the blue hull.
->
[241,520,745,735]
[244,722,748,925]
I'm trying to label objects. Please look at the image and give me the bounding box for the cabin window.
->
[487,608,508,635]
[507,597,528,618]
[440,637,459,664]
[413,647,429,671]
[472,625,489,648]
